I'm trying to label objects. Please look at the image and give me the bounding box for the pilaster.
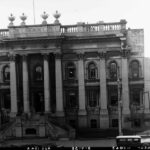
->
[77,53,87,127]
[99,52,109,128]
[121,49,130,115]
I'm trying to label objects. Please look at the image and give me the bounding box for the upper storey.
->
[0,12,144,57]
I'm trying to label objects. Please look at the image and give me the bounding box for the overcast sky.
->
[0,0,149,57]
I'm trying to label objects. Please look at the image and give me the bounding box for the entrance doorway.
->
[31,92,44,113]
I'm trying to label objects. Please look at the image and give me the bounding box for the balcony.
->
[0,20,126,39]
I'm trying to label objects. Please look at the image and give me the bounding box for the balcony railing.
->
[0,29,9,38]
[0,20,126,39]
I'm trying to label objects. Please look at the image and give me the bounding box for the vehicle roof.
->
[116,135,141,139]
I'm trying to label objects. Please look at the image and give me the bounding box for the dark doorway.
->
[32,92,44,113]
[26,128,36,135]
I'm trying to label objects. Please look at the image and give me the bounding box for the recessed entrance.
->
[31,92,44,113]
[26,128,37,135]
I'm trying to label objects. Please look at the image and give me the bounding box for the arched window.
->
[34,65,43,81]
[88,62,97,80]
[3,66,10,82]
[109,61,117,80]
[130,60,140,78]
[65,62,76,79]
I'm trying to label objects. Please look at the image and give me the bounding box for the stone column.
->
[22,55,29,114]
[55,53,64,116]
[99,53,109,128]
[121,52,130,115]
[121,49,130,129]
[77,53,87,127]
[43,54,51,113]
[10,55,18,117]
[144,58,150,113]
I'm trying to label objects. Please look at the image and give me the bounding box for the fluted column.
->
[55,53,64,116]
[99,53,109,128]
[22,55,29,114]
[43,54,51,113]
[78,53,86,115]
[10,55,18,117]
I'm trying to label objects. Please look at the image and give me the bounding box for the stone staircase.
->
[0,114,75,141]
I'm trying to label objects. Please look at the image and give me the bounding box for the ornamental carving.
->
[77,53,84,60]
[99,52,106,59]
[9,55,16,61]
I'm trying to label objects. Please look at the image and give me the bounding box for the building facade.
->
[0,12,147,133]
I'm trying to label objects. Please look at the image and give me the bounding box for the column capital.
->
[9,54,16,61]
[99,52,106,59]
[77,53,84,60]
[121,49,130,58]
[22,54,28,61]
[42,53,49,60]
[54,53,62,59]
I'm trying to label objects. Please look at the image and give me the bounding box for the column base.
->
[144,108,150,114]
[100,109,109,129]
[10,112,17,118]
[55,111,64,117]
[122,108,130,115]
[78,109,87,116]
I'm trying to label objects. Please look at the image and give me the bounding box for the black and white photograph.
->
[0,0,149,149]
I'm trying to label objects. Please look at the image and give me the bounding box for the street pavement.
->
[0,138,116,147]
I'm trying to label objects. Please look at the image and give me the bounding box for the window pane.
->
[88,63,96,79]
[87,89,98,107]
[66,63,76,79]
[35,66,42,81]
[4,66,10,81]
[110,62,117,79]
[131,61,139,78]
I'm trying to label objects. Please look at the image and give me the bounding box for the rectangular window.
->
[108,86,118,106]
[87,89,99,107]
[66,90,78,108]
[112,119,118,127]
[90,119,97,128]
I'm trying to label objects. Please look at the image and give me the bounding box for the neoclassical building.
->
[0,12,148,139]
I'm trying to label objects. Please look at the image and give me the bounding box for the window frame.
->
[130,60,140,79]
[34,65,43,81]
[3,65,10,82]
[65,62,76,80]
[87,62,97,80]
[109,61,118,80]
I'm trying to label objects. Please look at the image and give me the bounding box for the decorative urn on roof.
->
[8,14,15,26]
[41,11,49,25]
[53,10,61,24]
[20,13,27,26]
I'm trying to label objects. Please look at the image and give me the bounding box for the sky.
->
[0,0,149,57]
